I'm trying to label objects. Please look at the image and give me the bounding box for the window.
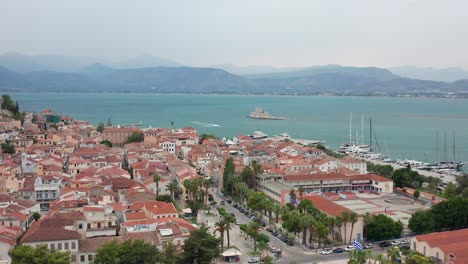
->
[88,255,93,261]
[65,242,69,250]
[58,243,62,250]
[71,242,76,249]
[97,223,101,228]
[108,222,112,228]
[87,223,91,229]
[436,252,439,259]
[78,224,83,229]
[71,255,76,262]
[423,246,426,256]
[50,243,55,251]
[80,255,85,262]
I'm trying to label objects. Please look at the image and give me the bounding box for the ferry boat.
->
[249,130,268,139]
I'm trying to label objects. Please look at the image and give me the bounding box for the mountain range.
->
[0,53,467,95]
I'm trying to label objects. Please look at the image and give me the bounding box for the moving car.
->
[344,245,355,252]
[321,248,333,255]
[333,248,344,253]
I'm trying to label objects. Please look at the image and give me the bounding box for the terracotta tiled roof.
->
[284,173,348,182]
[352,174,392,182]
[303,195,355,217]
[415,228,468,263]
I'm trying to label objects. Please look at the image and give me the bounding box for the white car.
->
[391,241,400,246]
[401,239,410,244]
[364,243,374,249]
[344,245,355,252]
[235,220,241,225]
[321,248,333,255]
[248,257,260,263]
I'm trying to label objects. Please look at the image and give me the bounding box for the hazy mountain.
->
[389,66,468,82]
[245,65,398,81]
[80,63,114,76]
[0,52,93,72]
[0,65,467,95]
[213,64,299,75]
[113,54,182,69]
[0,52,182,73]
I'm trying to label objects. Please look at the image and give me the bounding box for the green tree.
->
[156,194,172,202]
[126,131,144,143]
[214,220,226,252]
[341,211,350,245]
[223,158,236,194]
[387,246,401,264]
[408,210,435,234]
[93,239,160,264]
[166,181,179,202]
[32,212,41,221]
[200,134,217,141]
[181,226,221,264]
[160,241,180,264]
[364,214,403,241]
[153,173,161,197]
[1,143,15,154]
[348,212,358,244]
[348,249,367,264]
[443,182,458,198]
[100,140,113,148]
[431,197,468,231]
[223,214,235,248]
[414,190,420,199]
[10,244,70,264]
[406,254,433,264]
[96,122,105,133]
[249,221,261,252]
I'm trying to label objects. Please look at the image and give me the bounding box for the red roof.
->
[303,195,355,217]
[284,172,348,182]
[415,228,468,263]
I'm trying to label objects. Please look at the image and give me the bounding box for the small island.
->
[248,108,287,120]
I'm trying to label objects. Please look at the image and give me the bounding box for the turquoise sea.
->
[10,93,468,164]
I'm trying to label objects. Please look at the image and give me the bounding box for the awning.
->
[222,248,242,257]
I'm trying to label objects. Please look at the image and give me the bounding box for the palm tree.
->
[251,160,262,190]
[374,253,386,264]
[387,246,401,264]
[299,214,311,246]
[341,211,350,245]
[274,204,281,224]
[166,181,178,202]
[298,186,305,201]
[307,217,317,249]
[327,217,337,247]
[349,250,367,264]
[153,174,161,197]
[249,221,260,252]
[348,212,358,244]
[223,215,234,247]
[214,220,226,252]
[335,216,343,244]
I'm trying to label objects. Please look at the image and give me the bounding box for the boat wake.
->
[191,121,221,128]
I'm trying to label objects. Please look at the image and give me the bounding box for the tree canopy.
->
[96,122,105,133]
[93,239,160,264]
[125,131,144,143]
[100,140,113,148]
[364,214,403,241]
[1,142,15,154]
[10,244,70,264]
[180,226,221,264]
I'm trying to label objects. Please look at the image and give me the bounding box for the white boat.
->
[275,133,291,140]
[249,130,268,139]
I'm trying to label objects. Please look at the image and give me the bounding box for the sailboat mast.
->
[436,130,439,163]
[453,131,456,162]
[369,117,373,150]
[349,112,352,144]
[444,130,447,161]
[361,113,364,147]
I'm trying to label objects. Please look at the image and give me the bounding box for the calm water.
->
[10,92,468,163]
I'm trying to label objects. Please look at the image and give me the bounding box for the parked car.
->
[285,239,294,246]
[248,257,260,263]
[401,239,410,244]
[272,230,279,236]
[270,247,279,253]
[333,248,344,253]
[226,199,232,204]
[344,245,355,252]
[364,243,374,249]
[321,248,333,255]
[220,201,225,205]
[379,241,391,248]
[266,227,273,232]
[235,220,241,225]
[391,241,401,246]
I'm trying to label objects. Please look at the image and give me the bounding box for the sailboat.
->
[338,113,372,154]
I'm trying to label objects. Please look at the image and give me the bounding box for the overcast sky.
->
[1,0,468,69]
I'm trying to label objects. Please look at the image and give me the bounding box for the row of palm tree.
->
[153,173,180,201]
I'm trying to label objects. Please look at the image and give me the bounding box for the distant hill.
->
[389,66,468,82]
[0,64,467,95]
[0,52,182,73]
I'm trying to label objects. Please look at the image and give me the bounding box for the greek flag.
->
[353,240,364,250]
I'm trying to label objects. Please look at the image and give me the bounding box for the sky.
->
[1,0,468,69]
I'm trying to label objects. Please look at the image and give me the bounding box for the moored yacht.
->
[249,130,268,139]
